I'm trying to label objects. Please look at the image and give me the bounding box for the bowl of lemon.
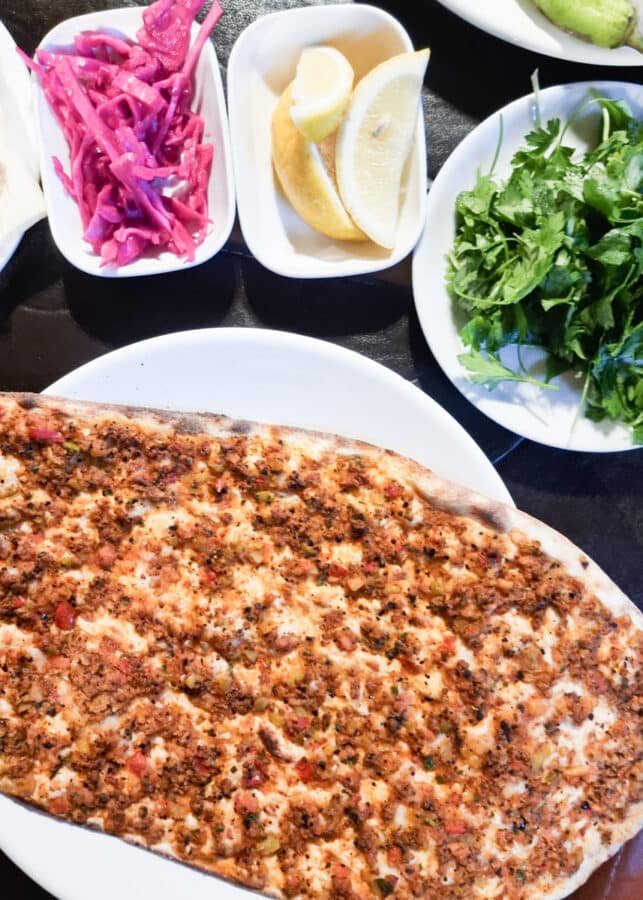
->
[227,3,429,279]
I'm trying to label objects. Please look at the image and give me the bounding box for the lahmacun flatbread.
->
[0,392,641,899]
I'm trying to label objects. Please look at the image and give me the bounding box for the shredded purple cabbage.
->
[22,0,223,267]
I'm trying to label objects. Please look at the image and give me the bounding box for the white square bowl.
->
[34,7,235,277]
[227,3,427,279]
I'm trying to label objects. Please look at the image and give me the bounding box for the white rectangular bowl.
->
[227,3,428,279]
[35,7,235,277]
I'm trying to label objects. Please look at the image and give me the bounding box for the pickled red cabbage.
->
[22,0,223,267]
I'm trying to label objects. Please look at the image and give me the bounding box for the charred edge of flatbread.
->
[3,390,643,898]
[9,392,392,453]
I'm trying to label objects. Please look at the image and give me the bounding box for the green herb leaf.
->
[447,93,643,440]
[458,350,558,391]
[593,96,634,133]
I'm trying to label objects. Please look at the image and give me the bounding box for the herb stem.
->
[530,69,541,129]
[488,114,504,178]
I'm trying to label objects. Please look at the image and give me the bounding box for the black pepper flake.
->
[385,713,405,733]
[345,807,361,827]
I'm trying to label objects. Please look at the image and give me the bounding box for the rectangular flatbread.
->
[0,392,641,899]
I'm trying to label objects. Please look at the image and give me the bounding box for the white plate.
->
[0,233,21,274]
[0,20,42,270]
[227,3,427,279]
[1,327,511,900]
[435,0,643,65]
[413,80,643,452]
[35,7,235,278]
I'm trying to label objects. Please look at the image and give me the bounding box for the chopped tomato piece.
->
[284,873,301,893]
[386,847,403,867]
[385,482,402,499]
[234,791,259,813]
[363,562,377,574]
[94,544,117,569]
[440,635,456,654]
[294,758,315,783]
[54,600,76,631]
[193,756,212,779]
[128,751,148,776]
[328,562,348,578]
[12,596,26,609]
[444,820,468,836]
[50,795,69,815]
[293,716,311,731]
[28,426,64,443]
[331,864,352,879]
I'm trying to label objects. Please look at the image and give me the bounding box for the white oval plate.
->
[227,3,427,279]
[413,80,643,452]
[34,7,235,278]
[0,327,511,900]
[0,20,42,270]
[435,0,643,65]
[0,233,21,275]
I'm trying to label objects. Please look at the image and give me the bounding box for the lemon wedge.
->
[272,84,366,242]
[290,46,354,143]
[336,48,430,249]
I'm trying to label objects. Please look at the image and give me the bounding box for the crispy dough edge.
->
[4,391,643,898]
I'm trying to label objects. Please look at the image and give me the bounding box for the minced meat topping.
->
[0,395,641,899]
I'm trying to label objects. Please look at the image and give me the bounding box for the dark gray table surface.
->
[0,1,641,898]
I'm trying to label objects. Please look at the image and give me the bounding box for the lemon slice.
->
[272,84,366,242]
[290,46,354,143]
[336,48,430,249]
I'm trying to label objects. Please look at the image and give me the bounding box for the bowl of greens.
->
[413,80,642,451]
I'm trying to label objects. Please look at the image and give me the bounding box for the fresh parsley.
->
[447,93,643,441]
